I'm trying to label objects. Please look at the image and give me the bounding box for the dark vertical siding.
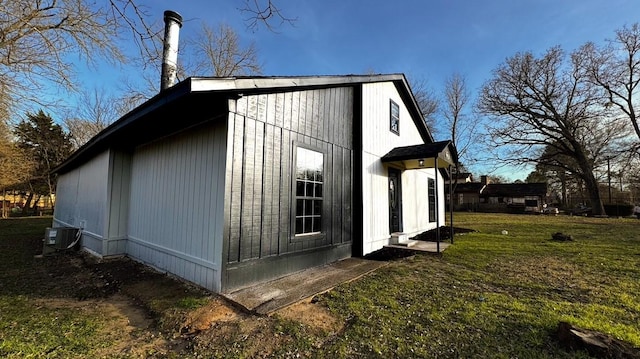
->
[225,86,354,266]
[278,129,292,252]
[228,114,245,263]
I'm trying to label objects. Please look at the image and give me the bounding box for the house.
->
[450,172,474,184]
[449,182,484,211]
[52,73,457,293]
[449,175,547,213]
[481,182,547,213]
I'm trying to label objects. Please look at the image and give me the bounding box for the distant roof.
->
[453,172,472,179]
[54,74,435,174]
[482,183,547,197]
[453,182,484,193]
[451,182,547,196]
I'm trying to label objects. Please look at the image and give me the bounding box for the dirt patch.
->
[411,226,476,241]
[69,251,336,357]
[4,225,355,358]
[274,297,342,333]
[32,294,171,358]
[180,297,242,335]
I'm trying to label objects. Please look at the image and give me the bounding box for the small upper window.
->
[390,100,400,135]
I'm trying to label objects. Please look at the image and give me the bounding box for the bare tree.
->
[579,23,640,156]
[64,118,105,150]
[478,47,630,216]
[116,20,265,113]
[408,77,439,135]
[0,0,290,115]
[188,23,262,77]
[0,0,128,112]
[238,0,296,32]
[442,73,481,170]
[63,88,122,149]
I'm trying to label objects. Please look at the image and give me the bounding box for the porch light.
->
[418,159,425,167]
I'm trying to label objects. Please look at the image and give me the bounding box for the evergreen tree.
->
[14,110,72,211]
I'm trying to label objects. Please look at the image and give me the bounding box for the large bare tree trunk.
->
[23,192,33,215]
[1,189,6,219]
[583,172,605,216]
[574,146,605,215]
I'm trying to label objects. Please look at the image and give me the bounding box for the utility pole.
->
[607,156,612,204]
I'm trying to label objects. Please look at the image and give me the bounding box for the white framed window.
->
[294,147,324,236]
[428,178,436,222]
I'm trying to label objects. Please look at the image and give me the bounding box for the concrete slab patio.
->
[385,240,451,252]
[222,257,387,315]
[222,241,451,315]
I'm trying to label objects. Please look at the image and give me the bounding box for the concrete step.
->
[395,240,418,247]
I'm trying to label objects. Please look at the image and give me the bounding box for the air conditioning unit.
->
[43,227,81,255]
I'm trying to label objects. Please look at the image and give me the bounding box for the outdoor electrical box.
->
[43,227,81,255]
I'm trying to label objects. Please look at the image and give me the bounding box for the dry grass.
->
[1,214,639,358]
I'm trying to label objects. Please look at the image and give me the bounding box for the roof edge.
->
[188,74,407,92]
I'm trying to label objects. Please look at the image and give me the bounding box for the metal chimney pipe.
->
[160,10,183,91]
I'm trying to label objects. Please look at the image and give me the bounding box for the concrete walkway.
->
[222,241,451,315]
[385,240,451,253]
[223,257,387,315]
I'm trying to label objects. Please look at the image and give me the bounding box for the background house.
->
[449,182,484,211]
[481,182,548,213]
[53,74,456,293]
[449,175,547,213]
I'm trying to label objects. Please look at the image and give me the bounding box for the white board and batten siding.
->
[53,150,110,255]
[127,121,228,292]
[104,150,131,255]
[360,82,444,256]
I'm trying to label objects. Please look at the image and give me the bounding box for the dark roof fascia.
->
[191,74,436,143]
[53,79,196,174]
[55,74,436,174]
[380,141,453,162]
[189,74,407,92]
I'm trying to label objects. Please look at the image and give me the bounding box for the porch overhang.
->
[380,140,457,170]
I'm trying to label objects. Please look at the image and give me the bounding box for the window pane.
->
[304,217,313,233]
[390,100,400,134]
[295,217,304,234]
[313,200,322,215]
[314,183,322,197]
[306,182,314,197]
[296,199,304,216]
[312,216,321,232]
[296,181,305,196]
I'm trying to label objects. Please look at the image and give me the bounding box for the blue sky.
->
[84,0,640,180]
[136,0,639,90]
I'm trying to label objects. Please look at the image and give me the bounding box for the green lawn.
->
[1,214,638,358]
[314,213,640,358]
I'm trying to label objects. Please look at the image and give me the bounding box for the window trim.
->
[390,99,400,135]
[291,143,326,241]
